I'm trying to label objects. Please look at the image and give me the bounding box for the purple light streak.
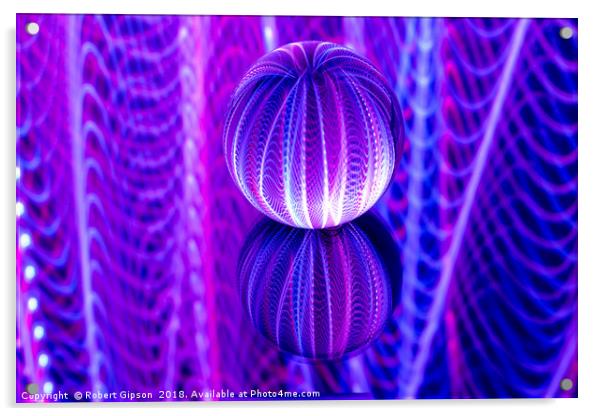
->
[405,18,531,397]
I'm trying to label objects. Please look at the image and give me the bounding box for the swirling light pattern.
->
[16,15,577,402]
[224,41,403,229]
[238,214,397,359]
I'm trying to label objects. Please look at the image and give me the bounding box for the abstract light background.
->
[16,14,577,401]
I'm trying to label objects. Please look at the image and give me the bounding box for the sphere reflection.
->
[238,213,399,360]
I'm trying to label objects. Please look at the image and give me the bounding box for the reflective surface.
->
[238,213,399,359]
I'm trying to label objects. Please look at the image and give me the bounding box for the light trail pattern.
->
[16,15,577,401]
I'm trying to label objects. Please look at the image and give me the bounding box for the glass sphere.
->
[224,41,403,229]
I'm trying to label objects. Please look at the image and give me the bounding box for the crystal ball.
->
[224,41,403,229]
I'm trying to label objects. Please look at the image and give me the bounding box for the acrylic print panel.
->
[16,14,578,403]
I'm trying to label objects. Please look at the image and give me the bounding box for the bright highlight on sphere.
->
[224,41,403,229]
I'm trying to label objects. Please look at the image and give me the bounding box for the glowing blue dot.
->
[16,201,25,217]
[178,27,189,40]
[264,26,273,38]
[33,325,45,340]
[24,265,36,281]
[27,297,38,312]
[43,381,53,394]
[16,166,21,180]
[263,26,274,45]
[38,353,49,367]
[19,233,32,249]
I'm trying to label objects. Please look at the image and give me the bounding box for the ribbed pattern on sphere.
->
[224,41,403,229]
[238,218,393,359]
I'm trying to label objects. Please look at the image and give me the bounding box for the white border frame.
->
[3,1,600,415]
